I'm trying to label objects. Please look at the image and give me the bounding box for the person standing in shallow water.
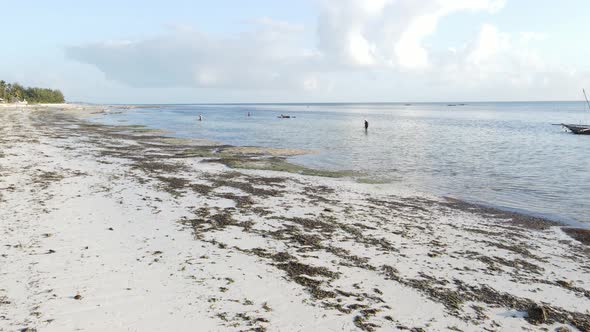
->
[364,120,369,131]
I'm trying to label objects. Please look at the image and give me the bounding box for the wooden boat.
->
[561,124,590,135]
[561,89,590,135]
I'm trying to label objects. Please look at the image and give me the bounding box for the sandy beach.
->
[1,105,589,331]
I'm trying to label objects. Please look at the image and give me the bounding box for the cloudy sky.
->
[2,0,589,103]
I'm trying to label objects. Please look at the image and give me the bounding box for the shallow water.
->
[93,102,590,226]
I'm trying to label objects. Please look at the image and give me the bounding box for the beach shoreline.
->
[1,105,589,331]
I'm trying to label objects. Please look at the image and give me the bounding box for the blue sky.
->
[1,0,589,103]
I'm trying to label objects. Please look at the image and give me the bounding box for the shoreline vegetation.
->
[1,104,590,331]
[0,80,65,104]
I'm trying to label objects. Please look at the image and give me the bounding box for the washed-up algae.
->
[563,228,590,245]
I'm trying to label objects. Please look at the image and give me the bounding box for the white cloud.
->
[66,22,319,90]
[64,0,589,102]
[318,0,507,69]
[467,24,509,65]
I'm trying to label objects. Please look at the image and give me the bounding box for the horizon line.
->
[73,99,587,106]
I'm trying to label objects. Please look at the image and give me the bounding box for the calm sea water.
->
[93,102,590,226]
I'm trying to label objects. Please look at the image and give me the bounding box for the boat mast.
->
[584,89,590,112]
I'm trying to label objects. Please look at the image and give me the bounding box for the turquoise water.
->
[93,102,590,226]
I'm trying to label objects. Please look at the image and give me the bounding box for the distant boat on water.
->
[562,124,590,135]
[561,89,590,135]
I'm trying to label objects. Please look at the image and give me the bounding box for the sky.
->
[1,0,589,103]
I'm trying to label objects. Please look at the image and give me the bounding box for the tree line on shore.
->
[0,80,65,104]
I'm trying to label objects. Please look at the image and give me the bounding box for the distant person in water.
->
[198,114,203,121]
[364,120,369,131]
[247,112,251,117]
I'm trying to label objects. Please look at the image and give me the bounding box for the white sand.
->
[0,106,588,331]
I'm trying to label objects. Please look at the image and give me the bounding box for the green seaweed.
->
[212,156,356,178]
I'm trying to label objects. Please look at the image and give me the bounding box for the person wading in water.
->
[364,119,369,131]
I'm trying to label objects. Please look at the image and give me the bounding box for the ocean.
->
[92,101,590,226]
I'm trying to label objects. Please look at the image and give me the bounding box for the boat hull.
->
[562,124,590,135]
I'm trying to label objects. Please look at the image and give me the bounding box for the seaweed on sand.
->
[562,228,590,245]
[217,192,255,209]
[33,170,65,190]
[131,160,189,174]
[212,178,283,198]
[461,251,544,275]
[275,260,338,300]
[155,176,191,197]
[380,264,590,330]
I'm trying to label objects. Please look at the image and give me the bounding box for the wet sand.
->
[1,106,589,331]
